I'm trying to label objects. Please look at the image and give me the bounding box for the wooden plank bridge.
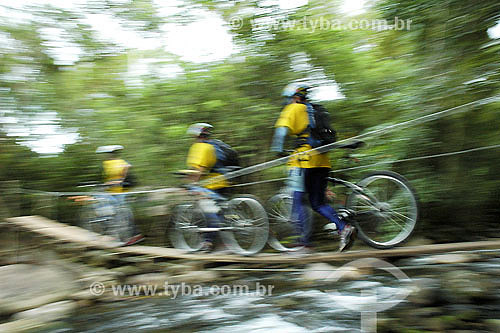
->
[4,216,500,264]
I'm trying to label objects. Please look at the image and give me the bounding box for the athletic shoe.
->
[323,223,339,237]
[199,241,214,253]
[123,234,145,246]
[338,224,356,252]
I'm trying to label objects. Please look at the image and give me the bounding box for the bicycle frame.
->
[328,176,381,212]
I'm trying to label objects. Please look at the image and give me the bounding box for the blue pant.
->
[109,194,139,235]
[291,168,345,246]
[188,186,225,243]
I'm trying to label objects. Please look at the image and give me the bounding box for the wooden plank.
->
[4,216,500,264]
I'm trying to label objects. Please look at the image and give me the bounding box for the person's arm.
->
[186,143,215,182]
[187,167,203,183]
[270,126,289,156]
[271,104,296,156]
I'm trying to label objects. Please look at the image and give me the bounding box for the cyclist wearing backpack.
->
[96,145,144,246]
[186,123,239,192]
[185,123,238,251]
[270,83,355,252]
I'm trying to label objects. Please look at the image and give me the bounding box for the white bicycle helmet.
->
[282,82,311,98]
[96,145,124,153]
[187,123,213,138]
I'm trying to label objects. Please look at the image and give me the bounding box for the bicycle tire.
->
[168,203,207,252]
[266,193,313,252]
[79,203,107,236]
[220,196,269,256]
[346,170,419,249]
[112,205,135,242]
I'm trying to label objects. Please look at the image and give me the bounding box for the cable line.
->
[201,95,500,186]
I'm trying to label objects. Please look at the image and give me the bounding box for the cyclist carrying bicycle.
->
[185,123,231,252]
[270,83,355,252]
[96,145,144,246]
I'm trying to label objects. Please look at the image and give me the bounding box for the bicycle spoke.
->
[388,209,415,223]
[384,215,406,230]
[346,172,419,248]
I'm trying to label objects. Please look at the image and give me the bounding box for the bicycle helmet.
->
[282,82,310,99]
[96,145,124,153]
[187,123,213,138]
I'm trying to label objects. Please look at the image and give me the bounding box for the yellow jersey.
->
[275,103,331,168]
[187,142,229,190]
[103,158,130,193]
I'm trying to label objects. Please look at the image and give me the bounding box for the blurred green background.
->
[0,0,499,242]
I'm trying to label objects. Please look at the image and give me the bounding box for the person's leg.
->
[200,187,226,249]
[115,194,138,235]
[115,193,144,245]
[305,168,346,232]
[305,168,355,252]
[287,167,309,246]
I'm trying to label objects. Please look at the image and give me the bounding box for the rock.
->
[423,316,449,331]
[441,270,494,303]
[175,260,205,271]
[485,319,500,332]
[12,300,77,322]
[0,264,77,315]
[405,237,434,246]
[77,269,119,290]
[0,318,65,333]
[169,270,219,284]
[111,265,143,277]
[78,268,119,281]
[274,297,300,309]
[455,309,481,322]
[425,253,479,265]
[126,273,171,289]
[410,307,443,318]
[86,250,119,267]
[301,263,363,282]
[164,263,200,275]
[70,290,99,301]
[407,278,442,306]
[376,317,403,332]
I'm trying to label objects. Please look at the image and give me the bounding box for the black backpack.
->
[208,139,240,171]
[122,169,137,189]
[306,103,337,148]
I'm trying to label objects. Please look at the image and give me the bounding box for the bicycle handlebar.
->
[77,182,112,189]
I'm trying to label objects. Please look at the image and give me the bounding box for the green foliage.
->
[0,0,499,241]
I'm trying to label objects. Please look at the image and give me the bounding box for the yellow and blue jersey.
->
[187,142,229,190]
[103,158,130,193]
[275,103,330,168]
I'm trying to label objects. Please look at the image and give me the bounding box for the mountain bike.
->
[167,171,269,256]
[266,141,419,251]
[71,183,135,243]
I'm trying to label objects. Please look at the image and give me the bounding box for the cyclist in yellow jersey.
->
[271,83,355,252]
[96,145,144,246]
[186,123,230,191]
[185,123,231,252]
[102,156,131,193]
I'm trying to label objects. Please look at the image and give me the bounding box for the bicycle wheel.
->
[220,196,269,256]
[111,205,135,242]
[79,202,107,236]
[266,193,313,252]
[346,171,419,249]
[168,203,207,252]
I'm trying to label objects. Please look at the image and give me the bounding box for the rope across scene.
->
[201,95,500,187]
[20,95,500,195]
